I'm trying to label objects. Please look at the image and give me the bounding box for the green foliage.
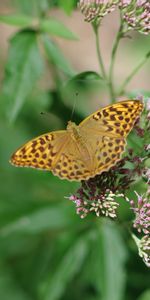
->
[40,19,78,40]
[2,30,44,122]
[0,263,32,300]
[0,14,33,27]
[40,235,89,300]
[138,290,150,300]
[0,1,149,300]
[43,35,75,75]
[81,221,127,300]
[58,0,76,14]
[14,0,50,16]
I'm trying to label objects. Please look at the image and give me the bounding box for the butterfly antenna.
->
[70,92,78,121]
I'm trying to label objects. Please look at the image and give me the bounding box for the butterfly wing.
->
[78,100,143,177]
[10,131,69,170]
[10,130,93,181]
[79,100,143,137]
[82,133,126,177]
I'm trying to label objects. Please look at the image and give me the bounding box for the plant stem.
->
[118,51,150,96]
[108,23,123,103]
[93,25,107,80]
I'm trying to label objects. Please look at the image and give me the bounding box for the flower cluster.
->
[130,191,150,234]
[78,0,150,35]
[139,235,150,267]
[119,0,150,35]
[78,0,119,23]
[68,143,148,220]
[130,98,150,267]
[69,181,122,219]
[69,151,138,218]
[133,234,150,267]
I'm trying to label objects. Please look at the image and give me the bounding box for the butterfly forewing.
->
[11,130,93,181]
[10,131,68,170]
[79,100,143,137]
[77,100,143,178]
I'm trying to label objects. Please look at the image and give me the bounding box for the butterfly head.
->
[67,120,77,131]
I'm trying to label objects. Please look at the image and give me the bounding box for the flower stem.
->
[93,24,107,80]
[118,51,150,96]
[108,23,123,103]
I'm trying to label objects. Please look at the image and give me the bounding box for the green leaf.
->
[82,221,127,300]
[0,263,32,300]
[40,18,78,40]
[68,71,102,85]
[43,35,75,76]
[39,236,89,300]
[98,221,127,300]
[2,30,44,122]
[60,70,105,117]
[0,14,33,27]
[0,204,77,236]
[13,0,49,16]
[58,0,76,14]
[138,290,150,300]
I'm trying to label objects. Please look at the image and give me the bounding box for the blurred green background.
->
[0,1,150,300]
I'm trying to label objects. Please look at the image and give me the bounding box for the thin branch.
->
[108,22,124,103]
[118,51,150,96]
[93,24,107,80]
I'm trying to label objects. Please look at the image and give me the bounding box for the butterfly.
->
[10,100,143,181]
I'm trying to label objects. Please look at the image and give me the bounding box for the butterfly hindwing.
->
[52,138,93,181]
[88,134,126,175]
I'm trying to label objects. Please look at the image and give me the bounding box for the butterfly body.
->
[67,121,82,142]
[10,100,143,181]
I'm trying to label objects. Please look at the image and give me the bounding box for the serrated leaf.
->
[39,236,88,300]
[43,35,75,76]
[0,14,33,27]
[2,30,44,122]
[40,18,78,40]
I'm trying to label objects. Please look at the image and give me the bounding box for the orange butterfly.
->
[10,100,143,181]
